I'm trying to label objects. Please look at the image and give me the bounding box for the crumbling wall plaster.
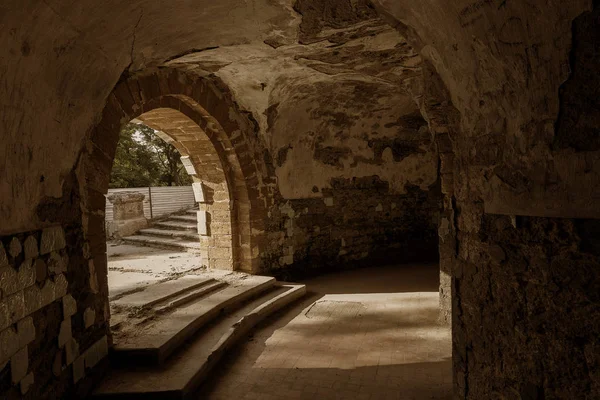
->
[268,76,436,198]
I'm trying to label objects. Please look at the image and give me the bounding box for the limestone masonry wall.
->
[262,177,440,279]
[0,226,108,399]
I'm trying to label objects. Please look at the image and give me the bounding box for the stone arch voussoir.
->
[78,67,270,280]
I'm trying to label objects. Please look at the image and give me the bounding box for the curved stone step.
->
[112,276,215,308]
[155,280,227,311]
[154,221,198,231]
[93,283,306,400]
[122,235,201,253]
[138,228,199,241]
[169,215,198,223]
[111,275,276,364]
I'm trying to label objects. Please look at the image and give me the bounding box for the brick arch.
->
[78,67,270,274]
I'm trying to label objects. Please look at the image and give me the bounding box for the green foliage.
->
[109,123,193,188]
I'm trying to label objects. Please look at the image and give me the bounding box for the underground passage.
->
[0,1,599,399]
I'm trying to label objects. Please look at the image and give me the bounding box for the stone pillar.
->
[107,192,148,238]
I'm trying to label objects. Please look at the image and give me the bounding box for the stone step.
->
[93,283,306,400]
[111,276,215,309]
[122,236,202,253]
[168,215,198,223]
[185,209,199,215]
[137,228,199,241]
[154,221,198,231]
[111,275,277,365]
[155,280,227,311]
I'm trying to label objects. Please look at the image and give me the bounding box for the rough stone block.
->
[89,260,99,294]
[192,182,206,203]
[20,372,34,394]
[17,259,35,289]
[208,247,233,259]
[8,238,22,258]
[40,280,56,308]
[0,327,19,366]
[210,222,231,235]
[84,335,108,369]
[58,318,72,348]
[0,300,9,331]
[48,252,67,274]
[23,236,38,260]
[23,286,41,316]
[180,156,197,175]
[211,258,234,269]
[198,211,209,236]
[40,226,66,255]
[63,295,77,318]
[107,192,148,237]
[17,317,35,348]
[0,243,7,267]
[11,346,28,384]
[6,291,25,325]
[0,266,18,296]
[84,308,96,329]
[208,234,233,248]
[55,274,68,298]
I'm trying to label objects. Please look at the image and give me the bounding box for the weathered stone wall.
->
[375,0,599,397]
[258,74,441,277]
[262,177,440,279]
[0,225,108,399]
[447,5,600,397]
[2,0,599,398]
[453,214,600,398]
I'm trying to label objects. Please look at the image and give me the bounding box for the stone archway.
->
[77,67,270,278]
[135,108,238,270]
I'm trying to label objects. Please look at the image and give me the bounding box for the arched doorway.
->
[78,68,268,282]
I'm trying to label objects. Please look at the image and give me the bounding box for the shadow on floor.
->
[300,262,440,294]
[201,362,453,399]
[196,262,451,400]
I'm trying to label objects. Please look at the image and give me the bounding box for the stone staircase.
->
[122,208,202,253]
[94,271,306,399]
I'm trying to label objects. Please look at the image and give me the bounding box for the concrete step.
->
[154,221,198,231]
[122,236,202,253]
[169,215,198,223]
[111,275,277,364]
[112,276,215,309]
[93,283,306,400]
[137,228,199,241]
